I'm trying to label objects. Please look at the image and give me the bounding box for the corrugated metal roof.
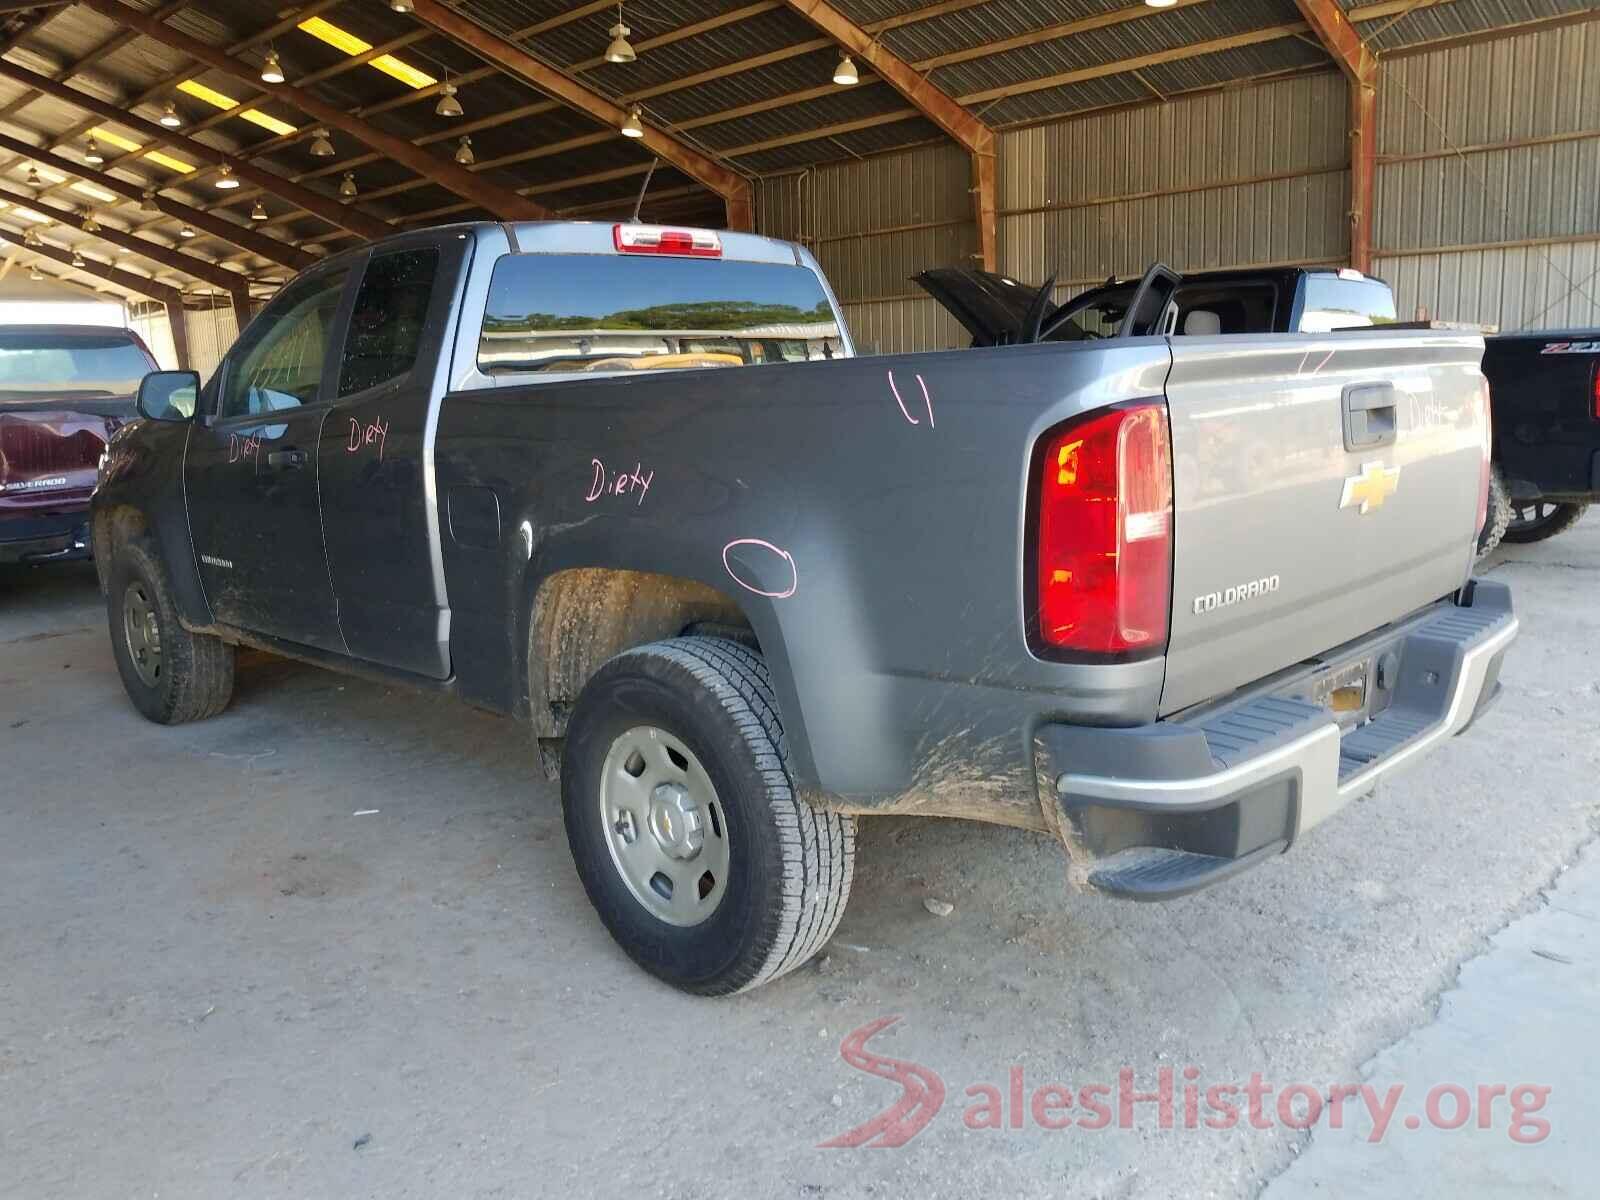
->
[0,0,1585,296]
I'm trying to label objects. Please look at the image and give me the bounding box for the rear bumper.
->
[1036,580,1517,900]
[0,510,92,564]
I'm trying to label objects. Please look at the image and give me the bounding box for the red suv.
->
[0,325,159,566]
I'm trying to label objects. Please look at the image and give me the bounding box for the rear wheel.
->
[561,636,854,996]
[1503,499,1589,544]
[107,539,235,724]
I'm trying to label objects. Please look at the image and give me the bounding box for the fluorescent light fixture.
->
[71,181,117,204]
[297,17,436,90]
[13,207,52,223]
[176,80,298,136]
[90,128,196,174]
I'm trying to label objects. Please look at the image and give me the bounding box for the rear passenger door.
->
[317,233,469,679]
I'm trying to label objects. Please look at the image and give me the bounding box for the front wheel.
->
[107,539,235,724]
[561,637,854,996]
[1503,499,1589,544]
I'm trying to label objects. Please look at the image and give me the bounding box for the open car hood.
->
[913,267,1054,347]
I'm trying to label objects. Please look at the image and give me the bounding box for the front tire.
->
[561,637,854,996]
[107,539,235,724]
[1503,499,1589,544]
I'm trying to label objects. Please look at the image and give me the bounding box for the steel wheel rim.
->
[121,581,162,688]
[1509,501,1561,532]
[598,725,730,927]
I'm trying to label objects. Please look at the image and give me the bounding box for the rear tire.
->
[107,539,235,724]
[561,636,854,996]
[1503,499,1589,544]
[1476,466,1512,558]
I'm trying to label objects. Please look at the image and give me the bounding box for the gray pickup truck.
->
[94,222,1515,995]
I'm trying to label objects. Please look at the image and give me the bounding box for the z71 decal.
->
[1540,341,1600,354]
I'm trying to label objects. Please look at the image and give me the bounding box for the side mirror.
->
[137,370,200,422]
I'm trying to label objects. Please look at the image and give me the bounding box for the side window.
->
[218,268,349,418]
[339,248,439,397]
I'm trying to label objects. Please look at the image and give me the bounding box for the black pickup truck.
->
[1480,332,1598,546]
[95,223,1512,996]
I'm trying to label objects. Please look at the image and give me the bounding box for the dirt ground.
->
[2,513,1596,1199]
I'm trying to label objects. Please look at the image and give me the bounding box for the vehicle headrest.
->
[1183,309,1222,336]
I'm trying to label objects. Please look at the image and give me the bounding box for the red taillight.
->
[1477,377,1493,536]
[1592,363,1599,420]
[613,223,722,257]
[1033,401,1173,657]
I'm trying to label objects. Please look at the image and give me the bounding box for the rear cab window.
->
[477,253,845,376]
[1297,276,1398,332]
[0,330,155,402]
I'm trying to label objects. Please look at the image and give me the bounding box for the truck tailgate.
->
[1160,332,1486,716]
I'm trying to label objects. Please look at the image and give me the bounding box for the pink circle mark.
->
[722,538,798,599]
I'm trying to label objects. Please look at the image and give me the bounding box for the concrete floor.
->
[1,514,1596,1200]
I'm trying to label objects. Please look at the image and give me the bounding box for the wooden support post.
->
[167,301,192,370]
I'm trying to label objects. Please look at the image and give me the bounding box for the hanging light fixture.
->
[179,225,196,239]
[260,48,285,85]
[251,199,268,221]
[84,136,105,164]
[26,164,41,186]
[389,0,414,11]
[605,5,636,64]
[833,52,859,86]
[454,135,474,165]
[620,104,644,138]
[310,128,335,157]
[339,171,357,199]
[29,265,43,281]
[71,251,85,268]
[215,164,240,190]
[141,190,159,213]
[435,79,463,118]
[24,227,41,247]
[159,101,183,128]
[81,210,101,233]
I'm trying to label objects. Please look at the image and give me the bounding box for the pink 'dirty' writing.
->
[227,432,261,464]
[887,370,935,428]
[347,416,389,461]
[587,458,654,506]
[722,538,798,599]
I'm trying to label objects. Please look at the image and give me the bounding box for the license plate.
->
[1293,655,1375,727]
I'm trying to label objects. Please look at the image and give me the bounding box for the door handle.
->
[1342,382,1398,451]
[266,448,308,468]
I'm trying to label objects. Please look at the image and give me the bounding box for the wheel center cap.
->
[648,783,705,860]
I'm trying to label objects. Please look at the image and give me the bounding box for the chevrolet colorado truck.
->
[94,223,1516,995]
[1,325,157,567]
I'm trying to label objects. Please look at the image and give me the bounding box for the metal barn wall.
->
[998,72,1350,300]
[757,72,1351,354]
[756,143,976,354]
[1374,21,1600,331]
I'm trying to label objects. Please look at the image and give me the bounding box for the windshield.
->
[0,332,153,400]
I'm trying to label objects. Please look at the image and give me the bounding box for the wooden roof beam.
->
[0,58,391,241]
[0,222,183,305]
[0,128,313,272]
[0,180,253,321]
[1293,1,1379,274]
[78,0,549,222]
[779,0,995,267]
[406,0,754,230]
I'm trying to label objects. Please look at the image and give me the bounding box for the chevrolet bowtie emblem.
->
[1340,461,1401,515]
